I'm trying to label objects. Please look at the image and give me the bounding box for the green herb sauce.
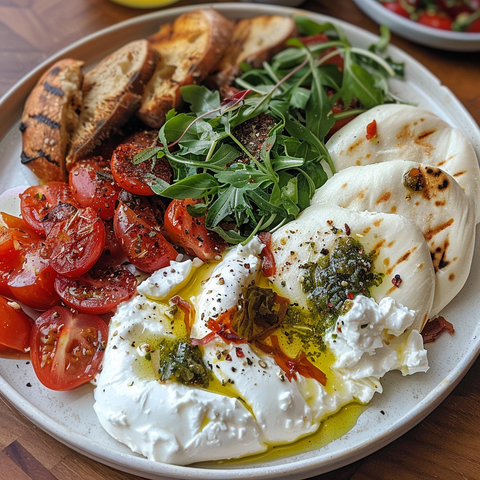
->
[282,235,383,353]
[152,338,211,388]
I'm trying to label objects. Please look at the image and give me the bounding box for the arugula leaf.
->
[158,173,219,199]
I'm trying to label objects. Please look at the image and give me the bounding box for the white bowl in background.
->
[352,0,480,51]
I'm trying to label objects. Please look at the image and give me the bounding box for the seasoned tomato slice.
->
[69,157,121,221]
[45,206,106,277]
[30,306,108,390]
[8,241,60,311]
[0,212,42,254]
[111,142,172,196]
[0,212,42,299]
[54,264,137,314]
[19,182,77,234]
[164,198,227,261]
[114,193,177,273]
[0,296,34,352]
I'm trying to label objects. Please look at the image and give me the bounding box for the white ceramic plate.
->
[352,0,480,51]
[0,3,479,480]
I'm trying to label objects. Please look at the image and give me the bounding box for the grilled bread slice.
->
[137,9,233,129]
[209,15,297,88]
[66,39,159,169]
[21,58,84,182]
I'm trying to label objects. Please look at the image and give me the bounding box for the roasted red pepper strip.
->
[258,232,276,277]
[366,119,377,141]
[256,335,327,385]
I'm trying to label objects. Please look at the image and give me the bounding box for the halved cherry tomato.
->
[69,157,121,221]
[111,142,172,196]
[97,220,127,266]
[0,254,23,298]
[8,241,60,311]
[54,264,137,314]
[0,213,42,298]
[164,198,227,262]
[114,193,178,272]
[380,1,411,18]
[19,182,77,234]
[0,296,33,352]
[417,10,453,30]
[30,306,108,390]
[45,206,106,277]
[467,16,480,32]
[0,212,42,255]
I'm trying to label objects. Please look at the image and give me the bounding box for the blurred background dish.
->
[238,0,306,6]
[351,0,480,50]
[108,0,180,7]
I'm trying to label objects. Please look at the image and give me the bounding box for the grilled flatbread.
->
[312,161,476,317]
[326,104,480,223]
[21,58,84,182]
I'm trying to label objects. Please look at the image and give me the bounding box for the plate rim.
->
[1,4,480,479]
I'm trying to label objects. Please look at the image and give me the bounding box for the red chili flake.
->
[391,274,402,288]
[225,353,232,361]
[235,347,245,358]
[344,223,351,236]
[327,302,333,308]
[347,293,354,300]
[366,119,377,141]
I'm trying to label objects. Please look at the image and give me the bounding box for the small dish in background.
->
[238,0,306,7]
[351,0,480,51]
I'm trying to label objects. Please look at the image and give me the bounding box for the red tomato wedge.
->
[19,182,77,234]
[380,1,411,18]
[8,241,60,311]
[417,10,453,30]
[46,206,106,277]
[54,265,137,314]
[69,157,121,221]
[0,296,33,352]
[114,194,178,273]
[30,306,108,390]
[111,142,172,196]
[164,198,227,261]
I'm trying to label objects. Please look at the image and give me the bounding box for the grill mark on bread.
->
[43,82,65,97]
[29,113,61,130]
[21,150,60,167]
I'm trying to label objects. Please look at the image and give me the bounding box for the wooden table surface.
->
[0,0,479,479]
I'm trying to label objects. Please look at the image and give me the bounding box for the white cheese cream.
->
[93,238,428,465]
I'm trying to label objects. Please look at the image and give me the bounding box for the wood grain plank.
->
[3,441,58,480]
[0,397,34,449]
[53,454,145,480]
[0,450,31,480]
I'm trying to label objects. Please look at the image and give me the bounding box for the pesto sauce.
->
[283,236,383,353]
[152,337,211,388]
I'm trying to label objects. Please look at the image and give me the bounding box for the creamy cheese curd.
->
[93,237,429,465]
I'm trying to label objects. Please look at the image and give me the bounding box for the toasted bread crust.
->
[21,58,84,182]
[66,39,159,169]
[137,9,233,129]
[209,15,297,88]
